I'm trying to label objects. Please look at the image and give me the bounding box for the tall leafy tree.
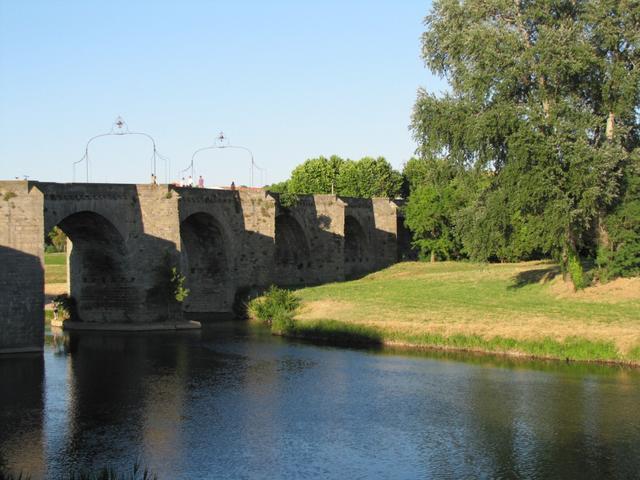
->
[288,155,344,194]
[337,157,403,198]
[403,157,486,260]
[411,0,639,281]
[272,155,403,199]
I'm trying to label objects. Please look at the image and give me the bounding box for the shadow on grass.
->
[508,265,561,290]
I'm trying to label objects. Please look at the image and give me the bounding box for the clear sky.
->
[0,0,445,187]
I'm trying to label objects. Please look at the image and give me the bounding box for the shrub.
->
[170,267,189,303]
[247,286,300,331]
[567,252,588,290]
[53,294,77,321]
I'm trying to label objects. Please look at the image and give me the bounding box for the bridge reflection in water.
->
[1,323,639,479]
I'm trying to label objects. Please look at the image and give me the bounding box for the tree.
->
[46,226,67,252]
[597,158,640,279]
[271,155,403,199]
[404,184,461,261]
[336,157,403,198]
[411,0,639,283]
[288,155,344,194]
[402,157,482,261]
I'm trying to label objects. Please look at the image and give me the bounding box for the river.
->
[1,322,639,479]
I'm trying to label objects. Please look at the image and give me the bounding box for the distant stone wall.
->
[274,195,345,286]
[0,181,407,353]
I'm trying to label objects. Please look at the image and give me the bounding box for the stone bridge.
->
[1,181,410,353]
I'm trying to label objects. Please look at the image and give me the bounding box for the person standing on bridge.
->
[198,175,204,188]
[188,175,194,187]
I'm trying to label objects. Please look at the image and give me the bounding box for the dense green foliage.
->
[403,157,488,260]
[404,183,461,261]
[269,155,403,199]
[407,0,639,284]
[248,286,300,332]
[289,155,343,194]
[597,162,640,278]
[335,156,403,198]
[45,226,67,253]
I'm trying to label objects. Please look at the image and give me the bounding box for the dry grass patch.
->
[293,261,640,362]
[550,276,640,303]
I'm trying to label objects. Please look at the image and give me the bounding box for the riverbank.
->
[257,261,640,366]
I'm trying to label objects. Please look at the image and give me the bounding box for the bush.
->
[53,294,77,321]
[568,252,588,290]
[247,286,300,331]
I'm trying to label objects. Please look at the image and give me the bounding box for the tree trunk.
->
[430,250,436,263]
[596,210,611,251]
[606,112,615,141]
[561,246,569,281]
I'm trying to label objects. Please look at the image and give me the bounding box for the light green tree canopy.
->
[271,155,403,199]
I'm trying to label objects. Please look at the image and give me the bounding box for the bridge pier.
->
[0,181,45,353]
[0,181,403,353]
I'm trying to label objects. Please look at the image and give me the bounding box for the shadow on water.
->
[283,324,385,350]
[508,265,561,289]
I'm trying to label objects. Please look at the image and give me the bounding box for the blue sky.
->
[0,0,445,186]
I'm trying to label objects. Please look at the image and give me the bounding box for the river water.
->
[0,322,639,479]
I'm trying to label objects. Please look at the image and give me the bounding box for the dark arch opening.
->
[56,211,131,322]
[344,215,369,279]
[180,212,231,312]
[274,214,310,285]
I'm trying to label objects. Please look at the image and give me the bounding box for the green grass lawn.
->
[45,252,67,284]
[285,261,640,364]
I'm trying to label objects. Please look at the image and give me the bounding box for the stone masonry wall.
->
[0,182,403,352]
[176,187,276,312]
[0,181,44,352]
[277,195,346,285]
[372,198,401,269]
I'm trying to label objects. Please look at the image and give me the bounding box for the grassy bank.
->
[44,252,67,317]
[45,252,66,284]
[253,261,640,365]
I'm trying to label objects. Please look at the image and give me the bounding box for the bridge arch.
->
[180,212,232,312]
[55,211,132,322]
[274,213,310,285]
[344,215,369,279]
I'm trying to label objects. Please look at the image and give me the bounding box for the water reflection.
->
[0,322,638,479]
[0,354,45,477]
